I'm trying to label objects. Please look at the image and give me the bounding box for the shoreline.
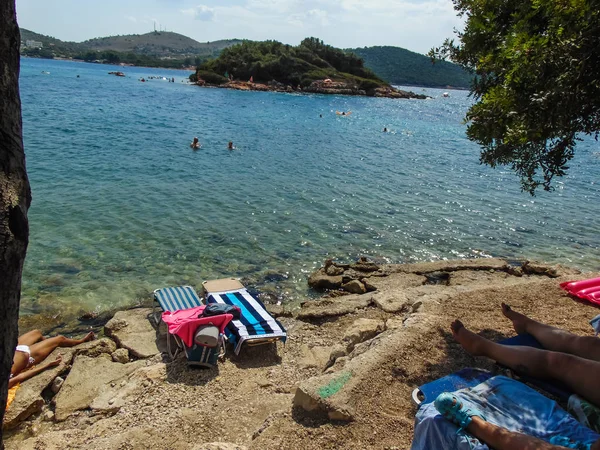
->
[6,257,599,449]
[193,79,429,99]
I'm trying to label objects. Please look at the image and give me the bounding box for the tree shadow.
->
[402,326,511,388]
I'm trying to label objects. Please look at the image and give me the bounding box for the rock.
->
[383,258,509,275]
[372,291,410,313]
[341,280,366,294]
[293,370,355,421]
[363,272,426,292]
[522,261,559,277]
[350,258,381,272]
[307,272,343,291]
[89,363,167,415]
[3,348,75,430]
[296,294,374,320]
[326,264,345,276]
[53,354,145,421]
[75,337,117,358]
[362,278,378,292]
[385,317,405,330]
[111,348,129,364]
[265,304,292,318]
[105,308,161,358]
[43,410,54,422]
[192,444,248,450]
[299,345,332,370]
[50,377,64,394]
[342,319,385,351]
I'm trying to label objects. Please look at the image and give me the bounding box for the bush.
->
[196,70,228,85]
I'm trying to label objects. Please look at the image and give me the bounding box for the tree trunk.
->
[0,0,31,445]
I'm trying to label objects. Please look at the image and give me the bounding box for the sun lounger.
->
[411,368,493,406]
[152,285,204,325]
[203,278,287,355]
[411,375,599,450]
[162,305,233,367]
[499,334,571,401]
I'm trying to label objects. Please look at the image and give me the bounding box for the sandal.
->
[434,392,486,432]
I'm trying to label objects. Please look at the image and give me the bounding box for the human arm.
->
[8,355,62,389]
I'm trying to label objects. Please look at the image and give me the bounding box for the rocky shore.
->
[195,79,428,99]
[4,257,598,450]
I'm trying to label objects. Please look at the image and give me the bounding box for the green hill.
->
[82,32,241,58]
[348,46,473,89]
[19,28,241,68]
[197,38,387,90]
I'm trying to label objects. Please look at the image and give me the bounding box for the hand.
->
[47,355,62,368]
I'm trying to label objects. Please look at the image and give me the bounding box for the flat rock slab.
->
[383,258,509,275]
[296,294,373,320]
[364,272,426,292]
[54,354,145,421]
[105,308,161,358]
[3,348,75,430]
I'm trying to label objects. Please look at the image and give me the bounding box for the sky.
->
[16,0,463,55]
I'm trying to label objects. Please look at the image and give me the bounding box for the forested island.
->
[191,38,427,99]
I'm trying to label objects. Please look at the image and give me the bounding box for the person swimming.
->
[383,127,388,132]
[190,137,201,149]
[228,141,235,150]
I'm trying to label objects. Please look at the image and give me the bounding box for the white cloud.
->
[125,16,138,23]
[181,5,216,21]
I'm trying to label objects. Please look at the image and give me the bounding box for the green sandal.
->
[434,392,486,432]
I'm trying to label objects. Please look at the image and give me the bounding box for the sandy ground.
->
[5,266,600,450]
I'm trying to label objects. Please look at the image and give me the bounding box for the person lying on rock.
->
[436,304,600,450]
[9,330,94,389]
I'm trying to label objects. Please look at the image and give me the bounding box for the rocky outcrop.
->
[198,79,427,99]
[3,338,116,430]
[296,294,374,320]
[105,308,162,358]
[3,348,75,430]
[53,354,145,421]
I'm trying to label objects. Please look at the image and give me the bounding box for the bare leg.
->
[502,303,600,362]
[467,417,599,450]
[451,320,600,406]
[17,329,45,346]
[28,332,94,365]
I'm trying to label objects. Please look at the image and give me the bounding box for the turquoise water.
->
[19,57,600,321]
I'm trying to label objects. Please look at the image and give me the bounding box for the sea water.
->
[18,58,600,324]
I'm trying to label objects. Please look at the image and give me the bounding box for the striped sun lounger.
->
[203,278,287,355]
[152,285,204,325]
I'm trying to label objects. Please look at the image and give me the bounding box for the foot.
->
[434,392,486,430]
[82,331,95,343]
[451,320,487,356]
[501,303,531,335]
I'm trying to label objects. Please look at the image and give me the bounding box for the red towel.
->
[162,306,233,347]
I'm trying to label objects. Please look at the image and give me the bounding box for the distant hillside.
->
[349,46,473,89]
[82,32,242,58]
[19,28,241,68]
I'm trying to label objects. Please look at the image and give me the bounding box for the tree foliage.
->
[430,0,600,194]
[198,38,386,90]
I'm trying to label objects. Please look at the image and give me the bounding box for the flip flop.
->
[434,392,486,432]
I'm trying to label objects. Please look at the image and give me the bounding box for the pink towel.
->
[162,306,233,347]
